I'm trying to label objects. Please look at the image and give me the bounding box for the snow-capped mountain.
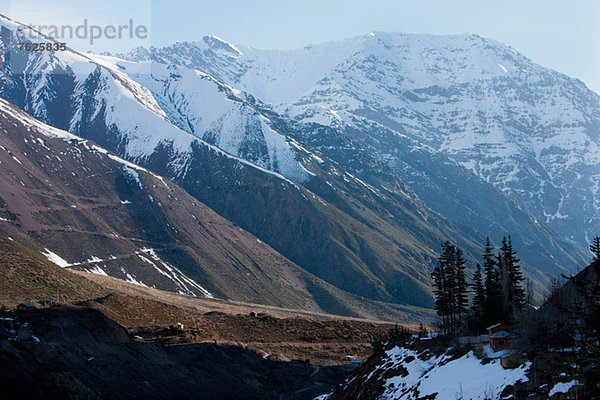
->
[0,14,590,311]
[0,15,445,308]
[0,96,268,301]
[88,54,310,182]
[127,32,600,248]
[0,95,435,320]
[0,16,311,183]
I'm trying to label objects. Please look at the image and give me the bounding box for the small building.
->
[345,355,363,365]
[487,323,510,336]
[501,352,527,369]
[17,303,37,312]
[459,334,489,345]
[490,330,518,351]
[487,323,518,351]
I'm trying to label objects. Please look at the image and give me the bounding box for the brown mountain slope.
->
[0,98,429,321]
[74,270,435,325]
[0,229,425,366]
[0,236,107,305]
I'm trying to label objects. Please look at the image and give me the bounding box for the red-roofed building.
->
[487,323,518,351]
[487,323,509,336]
[16,303,37,312]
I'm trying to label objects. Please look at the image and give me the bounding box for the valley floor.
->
[0,305,357,400]
[75,271,400,366]
[0,235,426,399]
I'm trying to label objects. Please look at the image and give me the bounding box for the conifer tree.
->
[498,236,525,321]
[445,244,458,330]
[432,245,447,332]
[433,241,455,334]
[454,247,469,318]
[590,235,600,262]
[482,237,502,323]
[508,236,525,308]
[497,243,510,317]
[418,323,428,338]
[471,263,485,316]
[554,261,600,397]
[432,241,470,335]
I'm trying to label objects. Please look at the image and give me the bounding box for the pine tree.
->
[388,325,411,344]
[432,243,450,334]
[455,247,469,319]
[482,237,502,323]
[433,242,452,333]
[434,241,456,334]
[525,279,534,308]
[590,235,600,262]
[432,241,470,335]
[509,236,525,308]
[471,263,485,316]
[497,240,510,318]
[554,261,600,397]
[498,236,525,321]
[445,243,458,331]
[418,323,428,338]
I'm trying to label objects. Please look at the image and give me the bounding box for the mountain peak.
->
[200,35,243,57]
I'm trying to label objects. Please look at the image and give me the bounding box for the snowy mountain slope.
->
[245,100,587,284]
[0,96,285,302]
[0,14,312,186]
[129,32,600,249]
[0,15,589,309]
[321,346,530,400]
[0,96,435,320]
[116,36,588,285]
[0,16,467,308]
[87,54,309,182]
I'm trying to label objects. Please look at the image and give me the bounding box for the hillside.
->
[0,15,590,309]
[0,226,425,367]
[128,33,600,250]
[321,261,600,399]
[0,304,357,400]
[0,236,107,305]
[0,97,429,320]
[323,346,530,400]
[0,14,471,308]
[0,234,417,399]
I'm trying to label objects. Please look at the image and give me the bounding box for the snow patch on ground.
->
[40,248,71,268]
[123,166,143,189]
[374,347,530,400]
[138,248,213,298]
[88,265,108,276]
[125,273,148,287]
[548,380,579,397]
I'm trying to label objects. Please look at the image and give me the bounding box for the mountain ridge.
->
[0,96,435,320]
[123,31,599,249]
[0,16,590,311]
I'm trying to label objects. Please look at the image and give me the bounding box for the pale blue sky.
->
[4,0,600,93]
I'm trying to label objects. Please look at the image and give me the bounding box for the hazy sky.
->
[4,0,600,93]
